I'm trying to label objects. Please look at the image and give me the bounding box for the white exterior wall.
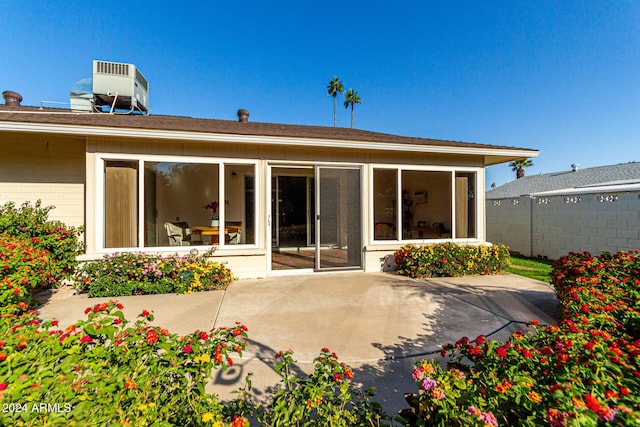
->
[0,134,85,227]
[486,196,532,255]
[487,192,640,259]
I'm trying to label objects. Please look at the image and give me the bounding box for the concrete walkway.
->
[36,272,558,418]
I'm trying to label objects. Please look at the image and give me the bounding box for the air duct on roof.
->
[237,109,249,122]
[2,90,22,107]
[571,163,579,172]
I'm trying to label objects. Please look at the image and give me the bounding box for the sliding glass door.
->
[315,166,362,270]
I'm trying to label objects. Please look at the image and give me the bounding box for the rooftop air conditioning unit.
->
[92,60,149,113]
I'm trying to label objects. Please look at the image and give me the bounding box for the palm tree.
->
[327,77,344,127]
[343,88,362,129]
[509,158,534,179]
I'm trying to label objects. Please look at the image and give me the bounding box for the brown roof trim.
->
[0,105,535,152]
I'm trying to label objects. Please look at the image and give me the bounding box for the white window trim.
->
[368,164,483,245]
[95,153,259,253]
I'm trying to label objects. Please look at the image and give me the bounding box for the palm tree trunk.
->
[350,104,354,128]
[333,94,337,127]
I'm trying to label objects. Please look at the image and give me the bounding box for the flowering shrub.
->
[0,234,57,313]
[0,300,250,426]
[233,348,391,426]
[395,243,509,278]
[74,251,235,297]
[399,251,640,426]
[0,200,84,283]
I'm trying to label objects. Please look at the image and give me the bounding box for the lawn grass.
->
[506,255,554,283]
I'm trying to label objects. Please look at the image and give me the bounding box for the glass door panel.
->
[316,167,362,270]
[270,167,315,270]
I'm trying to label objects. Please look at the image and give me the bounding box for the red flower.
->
[79,335,92,344]
[496,347,507,358]
[183,345,192,354]
[0,382,8,391]
[475,335,486,345]
[583,393,600,412]
[344,368,353,380]
[145,330,158,345]
[124,377,137,389]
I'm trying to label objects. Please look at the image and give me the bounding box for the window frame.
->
[369,164,482,244]
[96,153,259,253]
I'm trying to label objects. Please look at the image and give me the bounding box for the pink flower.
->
[421,377,437,391]
[479,411,499,426]
[79,335,92,344]
[183,344,192,354]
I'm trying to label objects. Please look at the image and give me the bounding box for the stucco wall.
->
[0,134,85,227]
[487,192,640,259]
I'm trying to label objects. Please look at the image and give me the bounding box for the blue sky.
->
[1,1,638,188]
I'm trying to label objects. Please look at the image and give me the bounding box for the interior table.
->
[191,225,242,245]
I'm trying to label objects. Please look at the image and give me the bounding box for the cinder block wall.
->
[0,135,85,227]
[532,192,640,259]
[487,192,640,259]
[486,196,532,256]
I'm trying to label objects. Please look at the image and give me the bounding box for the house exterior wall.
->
[1,130,489,278]
[487,192,640,259]
[0,133,85,227]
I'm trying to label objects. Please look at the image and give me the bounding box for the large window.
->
[102,157,256,249]
[372,167,478,242]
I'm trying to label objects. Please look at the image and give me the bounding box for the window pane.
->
[455,172,476,238]
[225,163,255,245]
[373,169,397,240]
[144,162,219,247]
[105,160,138,248]
[401,170,452,239]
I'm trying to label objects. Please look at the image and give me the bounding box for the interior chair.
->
[374,222,396,240]
[225,221,243,244]
[164,221,195,246]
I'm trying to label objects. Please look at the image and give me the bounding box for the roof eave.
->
[0,121,539,161]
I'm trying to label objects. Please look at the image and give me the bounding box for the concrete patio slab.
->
[35,272,558,419]
[36,289,225,336]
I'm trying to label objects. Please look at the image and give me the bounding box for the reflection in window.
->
[373,169,397,240]
[401,170,452,239]
[455,172,476,238]
[144,162,219,247]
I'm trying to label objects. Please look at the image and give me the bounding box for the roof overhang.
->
[0,121,539,166]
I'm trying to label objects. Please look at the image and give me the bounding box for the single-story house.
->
[487,162,640,259]
[1,99,537,278]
